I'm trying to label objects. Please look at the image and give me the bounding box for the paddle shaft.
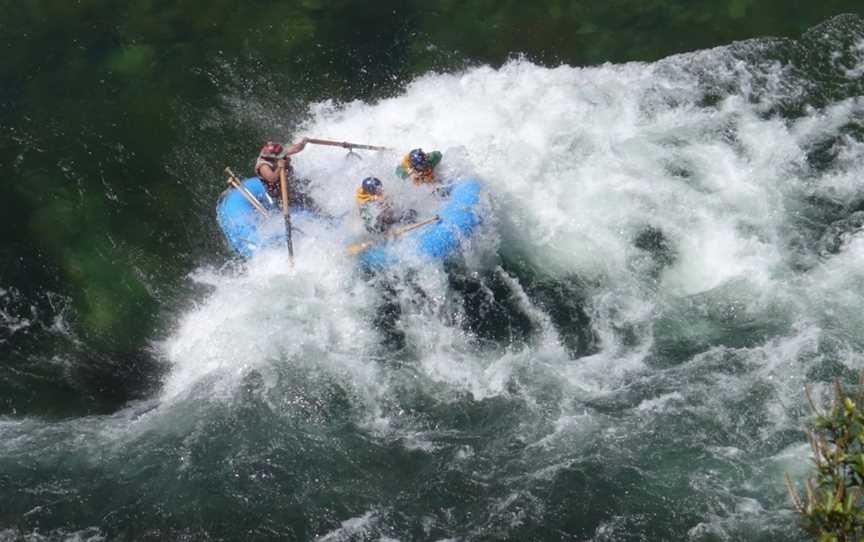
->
[224,167,268,216]
[346,215,440,256]
[389,215,440,237]
[306,138,391,151]
[278,163,294,264]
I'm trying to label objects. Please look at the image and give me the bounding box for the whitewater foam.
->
[155,35,864,539]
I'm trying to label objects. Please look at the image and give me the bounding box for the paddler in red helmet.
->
[255,138,320,212]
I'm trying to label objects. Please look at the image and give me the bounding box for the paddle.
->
[278,160,294,265]
[306,138,392,152]
[346,215,440,256]
[224,167,268,216]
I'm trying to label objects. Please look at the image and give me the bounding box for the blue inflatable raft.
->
[216,178,313,258]
[217,177,483,265]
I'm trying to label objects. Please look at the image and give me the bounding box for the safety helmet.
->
[409,148,429,170]
[361,177,383,195]
[259,141,284,160]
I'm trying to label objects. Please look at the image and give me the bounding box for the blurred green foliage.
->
[788,381,864,541]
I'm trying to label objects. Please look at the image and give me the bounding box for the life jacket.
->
[400,155,436,185]
[356,188,393,234]
[256,156,295,199]
[355,186,385,204]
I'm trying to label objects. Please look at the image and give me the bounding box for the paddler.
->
[356,177,417,234]
[255,138,320,212]
[395,148,443,186]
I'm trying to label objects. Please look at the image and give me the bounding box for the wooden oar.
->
[224,167,268,216]
[278,161,295,265]
[306,138,392,151]
[346,215,440,256]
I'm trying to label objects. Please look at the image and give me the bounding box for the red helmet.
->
[259,141,284,160]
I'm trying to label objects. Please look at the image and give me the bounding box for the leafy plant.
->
[787,378,864,541]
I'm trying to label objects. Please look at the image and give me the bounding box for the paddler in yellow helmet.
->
[356,177,417,234]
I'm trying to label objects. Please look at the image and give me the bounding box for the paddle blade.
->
[345,241,371,255]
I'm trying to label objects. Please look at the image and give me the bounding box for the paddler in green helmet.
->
[396,148,443,186]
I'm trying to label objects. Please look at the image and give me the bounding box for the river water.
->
[2,4,864,541]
